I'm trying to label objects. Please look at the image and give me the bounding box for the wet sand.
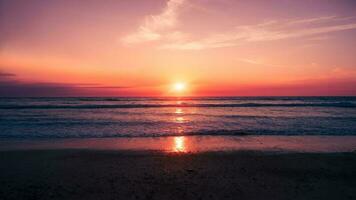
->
[0,149,356,200]
[1,136,356,153]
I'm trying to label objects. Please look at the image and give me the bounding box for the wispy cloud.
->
[121,1,356,50]
[237,58,280,68]
[121,0,186,44]
[286,15,337,25]
[161,18,356,50]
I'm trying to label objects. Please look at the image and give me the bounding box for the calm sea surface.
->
[0,97,355,138]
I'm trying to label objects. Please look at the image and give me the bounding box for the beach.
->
[1,97,356,200]
[2,0,356,198]
[1,136,356,200]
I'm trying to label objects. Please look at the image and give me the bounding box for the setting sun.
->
[173,82,186,92]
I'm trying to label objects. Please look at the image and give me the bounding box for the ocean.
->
[0,97,355,138]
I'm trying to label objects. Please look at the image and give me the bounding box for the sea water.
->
[0,97,355,138]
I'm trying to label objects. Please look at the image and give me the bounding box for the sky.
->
[1,0,356,97]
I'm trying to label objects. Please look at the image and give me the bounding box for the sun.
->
[173,82,186,92]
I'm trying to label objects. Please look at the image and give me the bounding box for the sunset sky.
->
[1,0,356,96]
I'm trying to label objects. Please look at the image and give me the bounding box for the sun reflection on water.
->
[171,106,189,152]
[174,107,186,123]
[173,136,186,152]
[175,117,185,123]
[175,108,183,114]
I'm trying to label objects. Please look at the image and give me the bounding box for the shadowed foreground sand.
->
[0,150,355,200]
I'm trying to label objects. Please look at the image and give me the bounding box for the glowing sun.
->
[173,82,186,92]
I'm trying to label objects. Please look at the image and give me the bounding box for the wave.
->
[74,97,356,102]
[0,102,355,109]
[1,128,355,139]
[2,96,355,101]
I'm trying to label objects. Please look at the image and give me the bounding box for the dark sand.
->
[1,150,356,200]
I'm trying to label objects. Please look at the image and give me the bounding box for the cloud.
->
[160,18,356,50]
[121,0,186,44]
[237,58,280,68]
[247,23,356,41]
[0,72,16,77]
[0,81,133,97]
[121,1,356,50]
[0,80,81,97]
[80,86,131,89]
[0,71,131,97]
[286,15,337,25]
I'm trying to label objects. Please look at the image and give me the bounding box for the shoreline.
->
[1,135,356,153]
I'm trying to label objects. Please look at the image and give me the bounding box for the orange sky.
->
[1,0,356,96]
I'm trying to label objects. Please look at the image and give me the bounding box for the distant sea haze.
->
[0,97,355,138]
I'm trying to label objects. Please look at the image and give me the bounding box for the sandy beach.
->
[1,136,356,200]
[2,0,356,199]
